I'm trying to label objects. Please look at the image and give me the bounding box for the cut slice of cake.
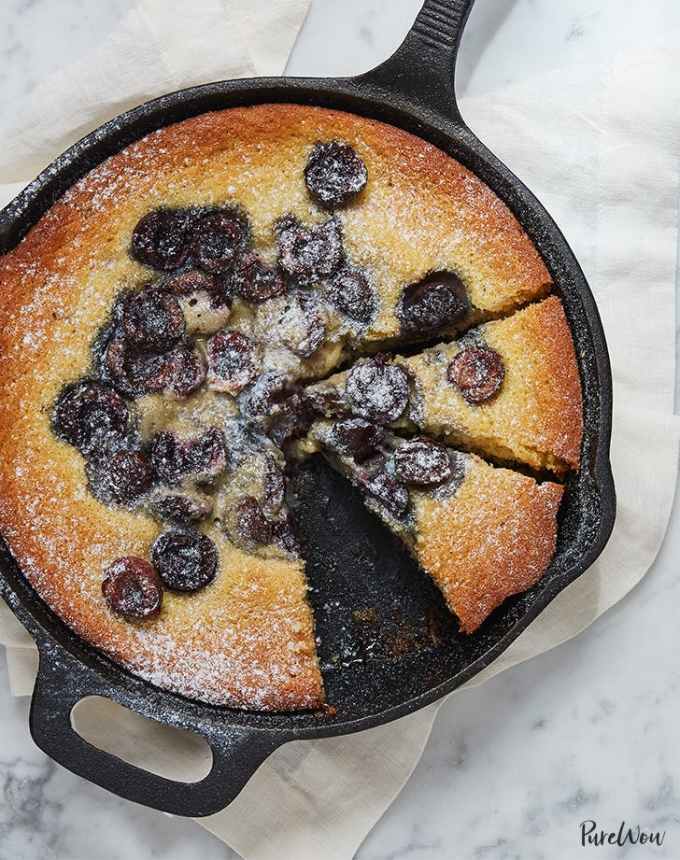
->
[305,296,582,475]
[302,421,564,633]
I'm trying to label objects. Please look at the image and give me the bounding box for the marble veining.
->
[2,1,680,858]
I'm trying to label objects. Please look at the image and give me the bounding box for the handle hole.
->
[71,696,213,783]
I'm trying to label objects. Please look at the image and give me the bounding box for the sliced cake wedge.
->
[305,296,582,475]
[302,421,564,633]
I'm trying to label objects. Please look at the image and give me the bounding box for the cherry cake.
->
[0,105,582,710]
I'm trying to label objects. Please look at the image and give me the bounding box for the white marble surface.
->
[1,1,680,858]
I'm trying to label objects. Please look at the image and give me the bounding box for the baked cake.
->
[302,424,564,633]
[305,296,582,475]
[0,104,582,710]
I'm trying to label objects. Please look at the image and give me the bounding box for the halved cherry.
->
[206,330,258,395]
[130,208,194,271]
[276,215,343,285]
[332,418,385,462]
[102,557,162,620]
[88,448,153,504]
[151,529,218,592]
[233,253,286,304]
[304,141,368,209]
[163,269,219,296]
[121,287,185,351]
[262,456,286,515]
[103,335,169,397]
[393,438,452,486]
[53,380,129,454]
[360,469,409,518]
[151,428,227,486]
[149,491,213,525]
[184,427,228,482]
[151,432,186,485]
[235,496,272,546]
[191,208,249,274]
[239,371,294,420]
[162,343,207,397]
[304,387,353,420]
[106,337,206,398]
[327,267,375,323]
[345,356,409,424]
[271,515,300,555]
[447,346,505,404]
[268,392,314,447]
[398,272,469,335]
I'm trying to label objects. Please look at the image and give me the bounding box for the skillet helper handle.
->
[357,0,475,122]
[30,644,281,817]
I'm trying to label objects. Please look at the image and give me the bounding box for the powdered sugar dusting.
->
[0,103,568,709]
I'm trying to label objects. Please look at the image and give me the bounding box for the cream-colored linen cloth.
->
[1,4,679,859]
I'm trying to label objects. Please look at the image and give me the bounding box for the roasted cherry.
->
[121,287,185,350]
[151,429,227,485]
[393,438,452,486]
[268,392,314,447]
[447,346,505,404]
[360,470,409,518]
[102,335,142,397]
[191,208,249,274]
[184,427,228,481]
[235,496,272,546]
[88,448,153,504]
[276,216,343,285]
[262,456,286,515]
[327,267,375,323]
[398,271,469,335]
[305,387,353,420]
[53,380,129,454]
[151,529,218,592]
[130,208,194,271]
[163,269,219,296]
[304,141,368,209]
[104,334,205,398]
[102,557,162,620]
[271,515,300,555]
[239,371,294,420]
[345,357,409,424]
[171,344,207,396]
[332,418,385,462]
[151,432,186,485]
[149,492,213,525]
[233,253,286,304]
[206,330,258,395]
[107,337,173,396]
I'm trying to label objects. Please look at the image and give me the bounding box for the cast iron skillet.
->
[0,0,615,817]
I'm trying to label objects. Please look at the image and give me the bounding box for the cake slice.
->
[305,296,582,475]
[302,421,564,633]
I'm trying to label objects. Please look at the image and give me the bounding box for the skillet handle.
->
[29,643,282,817]
[355,0,475,122]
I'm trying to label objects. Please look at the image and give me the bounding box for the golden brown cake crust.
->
[0,103,555,707]
[414,457,564,633]
[401,296,583,473]
[0,103,551,339]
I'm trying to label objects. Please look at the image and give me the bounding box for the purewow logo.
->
[580,820,666,848]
